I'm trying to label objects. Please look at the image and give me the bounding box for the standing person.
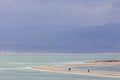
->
[88,69,90,72]
[68,68,71,71]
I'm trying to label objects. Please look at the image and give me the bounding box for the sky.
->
[0,0,120,53]
[0,0,120,27]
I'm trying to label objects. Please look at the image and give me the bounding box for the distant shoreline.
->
[0,51,120,55]
[1,50,120,54]
[32,60,120,78]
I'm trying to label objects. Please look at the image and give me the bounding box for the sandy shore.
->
[32,60,120,78]
[62,60,120,66]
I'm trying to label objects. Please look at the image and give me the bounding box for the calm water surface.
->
[0,53,120,80]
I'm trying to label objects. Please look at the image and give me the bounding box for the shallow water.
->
[74,64,120,72]
[0,53,120,80]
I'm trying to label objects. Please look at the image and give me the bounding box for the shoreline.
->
[32,60,120,78]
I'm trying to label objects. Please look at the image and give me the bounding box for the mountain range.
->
[0,23,120,53]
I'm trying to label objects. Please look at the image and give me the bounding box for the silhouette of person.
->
[88,69,90,72]
[68,68,71,71]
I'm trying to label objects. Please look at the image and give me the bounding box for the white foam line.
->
[0,67,31,70]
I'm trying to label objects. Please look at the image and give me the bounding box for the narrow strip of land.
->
[32,60,120,78]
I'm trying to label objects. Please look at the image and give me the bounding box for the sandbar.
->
[32,60,120,78]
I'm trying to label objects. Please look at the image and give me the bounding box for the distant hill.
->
[0,23,120,53]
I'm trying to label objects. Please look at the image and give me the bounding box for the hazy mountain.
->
[0,23,120,53]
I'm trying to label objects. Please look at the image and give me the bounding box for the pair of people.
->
[68,68,90,72]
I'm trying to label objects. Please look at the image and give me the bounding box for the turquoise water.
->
[0,53,120,80]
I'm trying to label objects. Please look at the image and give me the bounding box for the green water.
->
[0,53,120,80]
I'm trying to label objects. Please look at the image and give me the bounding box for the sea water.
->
[0,53,120,80]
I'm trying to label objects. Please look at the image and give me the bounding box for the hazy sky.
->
[0,0,120,27]
[0,0,120,52]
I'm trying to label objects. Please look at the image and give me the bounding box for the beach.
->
[32,60,120,78]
